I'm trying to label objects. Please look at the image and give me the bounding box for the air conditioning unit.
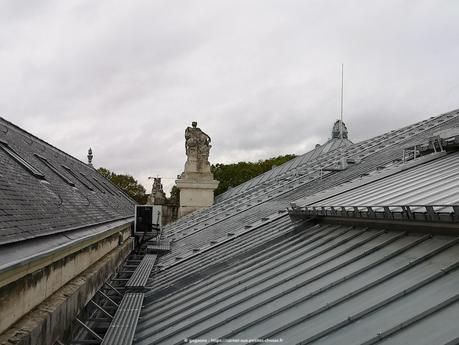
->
[135,205,162,234]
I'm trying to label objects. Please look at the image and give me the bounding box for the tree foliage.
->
[97,167,147,204]
[211,154,296,196]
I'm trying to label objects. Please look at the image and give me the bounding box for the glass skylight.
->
[34,154,75,187]
[0,140,45,179]
[62,165,94,191]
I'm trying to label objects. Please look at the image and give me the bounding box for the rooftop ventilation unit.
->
[135,205,161,234]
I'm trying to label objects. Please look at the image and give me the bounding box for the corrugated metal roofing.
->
[309,151,459,208]
[214,110,456,204]
[215,137,353,203]
[147,216,300,291]
[133,108,459,345]
[157,111,459,267]
[135,223,459,345]
[166,110,459,243]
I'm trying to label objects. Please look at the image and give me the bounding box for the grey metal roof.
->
[308,151,459,208]
[0,116,136,246]
[135,223,459,345]
[133,108,459,345]
[214,110,457,204]
[158,110,459,267]
[169,110,459,237]
[147,215,298,291]
[215,137,353,203]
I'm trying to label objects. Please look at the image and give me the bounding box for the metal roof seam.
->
[142,224,340,317]
[249,237,459,345]
[141,231,388,342]
[187,232,426,343]
[358,291,459,345]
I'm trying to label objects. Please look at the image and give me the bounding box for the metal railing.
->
[288,204,459,222]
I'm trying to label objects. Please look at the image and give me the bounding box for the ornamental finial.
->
[87,147,93,166]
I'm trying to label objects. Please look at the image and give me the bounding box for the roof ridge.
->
[0,115,90,169]
[214,107,459,203]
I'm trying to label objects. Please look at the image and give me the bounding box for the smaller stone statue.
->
[152,177,163,194]
[148,177,166,204]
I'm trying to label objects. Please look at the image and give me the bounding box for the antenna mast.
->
[340,63,344,140]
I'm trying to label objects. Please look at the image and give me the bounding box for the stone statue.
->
[147,177,166,205]
[176,121,218,218]
[152,177,163,194]
[184,121,212,170]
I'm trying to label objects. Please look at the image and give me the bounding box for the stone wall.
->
[0,223,133,343]
[147,177,179,225]
[161,200,178,225]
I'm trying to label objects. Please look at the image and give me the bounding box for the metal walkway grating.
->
[101,293,144,345]
[125,254,157,289]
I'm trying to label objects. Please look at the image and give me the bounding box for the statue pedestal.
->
[175,121,218,218]
[176,173,218,218]
[184,156,211,174]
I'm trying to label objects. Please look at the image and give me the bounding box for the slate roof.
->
[132,108,459,345]
[0,116,136,246]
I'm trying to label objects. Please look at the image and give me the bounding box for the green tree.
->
[211,154,296,196]
[97,167,147,204]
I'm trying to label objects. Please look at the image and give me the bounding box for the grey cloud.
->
[1,0,458,193]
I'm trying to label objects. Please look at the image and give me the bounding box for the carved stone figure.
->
[184,121,212,172]
[176,121,218,218]
[185,121,211,162]
[151,177,164,198]
[147,177,166,205]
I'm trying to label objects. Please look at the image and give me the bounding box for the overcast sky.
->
[1,0,459,194]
